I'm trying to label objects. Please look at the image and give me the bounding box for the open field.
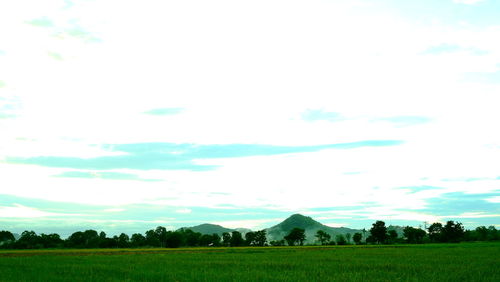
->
[1,243,499,281]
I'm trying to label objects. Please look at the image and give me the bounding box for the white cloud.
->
[175,208,192,214]
[0,204,80,218]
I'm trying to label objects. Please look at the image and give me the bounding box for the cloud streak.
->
[5,140,404,171]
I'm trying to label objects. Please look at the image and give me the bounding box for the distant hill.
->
[234,228,252,234]
[179,223,250,236]
[266,214,361,244]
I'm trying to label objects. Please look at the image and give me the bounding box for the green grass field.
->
[1,243,499,281]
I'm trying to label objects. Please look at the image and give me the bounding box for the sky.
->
[1,0,499,237]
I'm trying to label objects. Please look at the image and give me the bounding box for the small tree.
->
[315,230,331,245]
[403,226,426,244]
[335,234,347,245]
[284,228,306,246]
[222,232,231,247]
[270,239,285,246]
[387,230,398,244]
[345,233,352,244]
[352,232,363,245]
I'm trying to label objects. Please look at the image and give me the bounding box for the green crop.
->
[0,243,498,281]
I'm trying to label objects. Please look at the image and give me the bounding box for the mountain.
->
[265,214,361,244]
[180,223,248,236]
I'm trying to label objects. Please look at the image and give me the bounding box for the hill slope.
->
[179,223,235,235]
[266,214,361,244]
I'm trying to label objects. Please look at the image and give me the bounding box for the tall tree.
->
[155,226,168,248]
[145,229,160,247]
[442,221,465,243]
[369,221,388,244]
[117,233,130,248]
[284,228,306,246]
[16,230,41,249]
[315,230,331,245]
[245,231,256,246]
[475,226,488,241]
[229,231,244,247]
[428,222,443,242]
[0,231,15,244]
[254,230,267,246]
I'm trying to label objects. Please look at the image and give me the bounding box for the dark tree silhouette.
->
[131,233,147,247]
[428,222,443,242]
[155,226,168,248]
[39,233,63,248]
[145,229,160,247]
[403,226,426,244]
[253,230,267,246]
[387,230,398,244]
[442,221,465,243]
[369,221,388,244]
[352,232,363,245]
[245,231,256,246]
[335,234,347,245]
[117,233,130,248]
[165,231,182,248]
[0,231,15,244]
[229,231,244,247]
[284,228,306,246]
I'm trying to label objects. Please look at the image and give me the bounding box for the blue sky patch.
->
[53,171,161,182]
[143,108,184,115]
[6,140,404,171]
[419,192,500,216]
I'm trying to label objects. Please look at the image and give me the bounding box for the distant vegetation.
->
[1,214,499,249]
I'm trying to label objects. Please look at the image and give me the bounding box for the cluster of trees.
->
[363,220,499,245]
[0,228,269,249]
[1,221,498,249]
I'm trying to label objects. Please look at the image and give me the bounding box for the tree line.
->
[1,220,498,249]
[0,227,268,249]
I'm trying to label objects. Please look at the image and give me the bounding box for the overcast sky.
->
[1,0,499,237]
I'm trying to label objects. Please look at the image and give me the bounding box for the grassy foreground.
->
[0,243,499,281]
